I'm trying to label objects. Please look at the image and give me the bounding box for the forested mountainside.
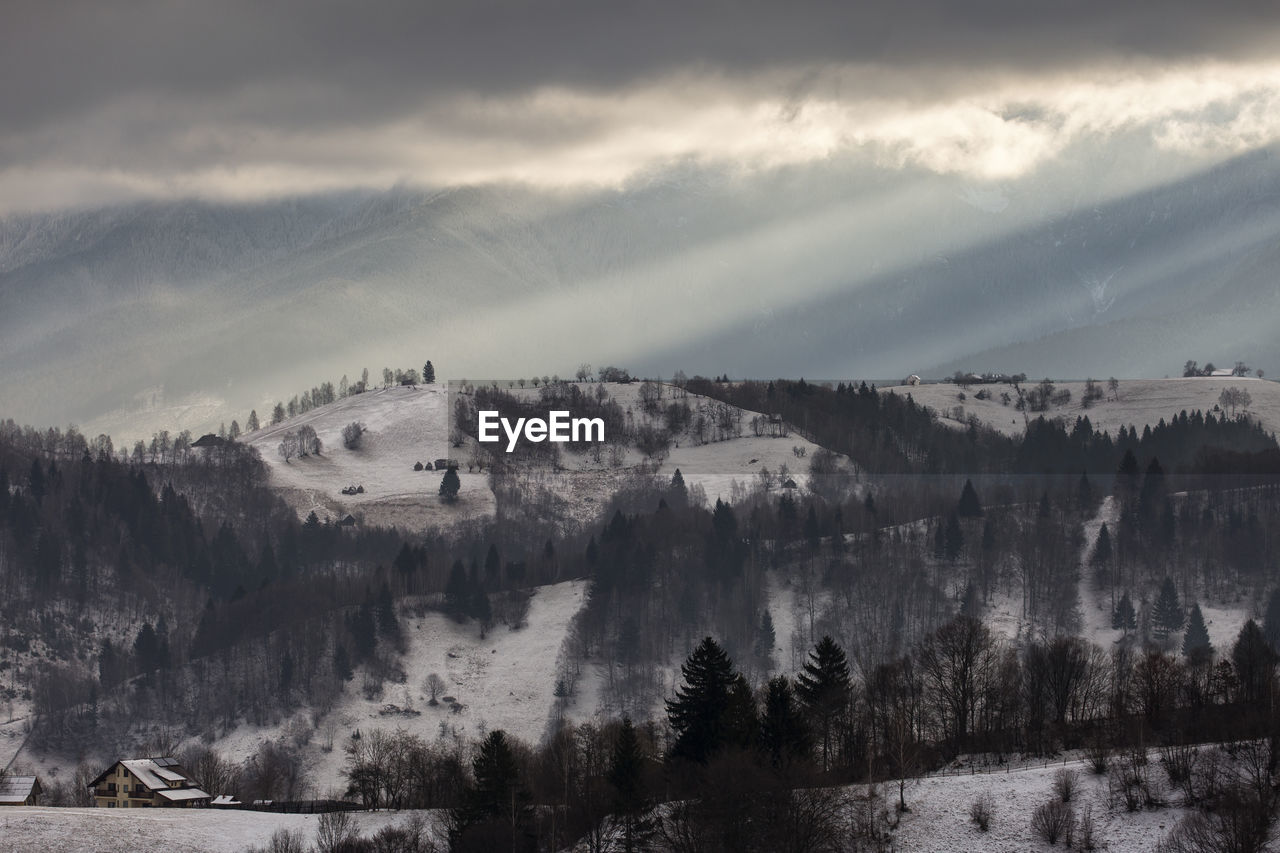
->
[4,378,1280,850]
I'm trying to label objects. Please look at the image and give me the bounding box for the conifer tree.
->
[1182,603,1213,663]
[796,635,852,770]
[452,730,530,848]
[666,637,741,764]
[1151,577,1184,640]
[423,360,436,383]
[956,479,983,517]
[758,676,811,770]
[1113,592,1137,634]
[246,410,260,432]
[669,468,688,509]
[608,717,653,851]
[439,466,461,502]
[1091,523,1112,567]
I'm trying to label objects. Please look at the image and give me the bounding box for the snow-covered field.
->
[0,805,437,853]
[243,385,495,531]
[205,580,589,789]
[895,757,1183,852]
[882,377,1280,438]
[0,757,1194,853]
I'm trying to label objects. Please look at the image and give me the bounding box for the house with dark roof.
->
[88,757,211,808]
[191,434,228,449]
[0,775,42,806]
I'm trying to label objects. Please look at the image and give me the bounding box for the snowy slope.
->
[243,384,495,530]
[894,757,1184,852]
[0,806,438,853]
[205,580,589,789]
[882,377,1280,438]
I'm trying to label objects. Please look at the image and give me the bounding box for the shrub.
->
[342,422,365,450]
[1054,767,1079,803]
[969,792,994,831]
[1031,798,1074,845]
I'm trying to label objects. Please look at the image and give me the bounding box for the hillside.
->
[881,377,1280,439]
[243,381,836,530]
[242,384,493,531]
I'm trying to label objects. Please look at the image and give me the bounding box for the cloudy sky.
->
[4,1,1280,214]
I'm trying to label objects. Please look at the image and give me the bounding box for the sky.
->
[4,1,1280,214]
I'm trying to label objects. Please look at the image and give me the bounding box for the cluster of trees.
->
[277,425,322,462]
[259,361,437,430]
[1183,360,1259,378]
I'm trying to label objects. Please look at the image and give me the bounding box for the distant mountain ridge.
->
[1,149,1277,438]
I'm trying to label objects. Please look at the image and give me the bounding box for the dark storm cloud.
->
[2,1,1279,212]
[3,0,1278,131]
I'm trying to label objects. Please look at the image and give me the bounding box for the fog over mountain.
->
[1,141,1277,439]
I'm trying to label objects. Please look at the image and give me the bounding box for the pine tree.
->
[1151,577,1183,641]
[1182,603,1213,663]
[666,637,741,764]
[423,360,436,383]
[1232,620,1278,704]
[1077,471,1094,511]
[1113,592,1137,634]
[445,560,469,618]
[453,730,530,847]
[796,636,852,771]
[608,717,653,851]
[669,468,688,508]
[758,676,811,770]
[1091,523,1112,567]
[956,479,983,517]
[439,466,461,502]
[246,410,260,432]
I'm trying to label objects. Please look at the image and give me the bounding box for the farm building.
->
[0,775,42,806]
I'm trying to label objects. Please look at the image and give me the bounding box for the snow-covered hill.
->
[882,377,1280,438]
[242,384,494,530]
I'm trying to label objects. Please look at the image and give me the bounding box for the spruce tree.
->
[758,676,811,770]
[453,730,530,847]
[669,468,688,508]
[1113,592,1137,634]
[423,360,436,383]
[1091,523,1112,567]
[666,637,741,764]
[956,479,983,517]
[608,717,652,851]
[1182,603,1213,663]
[439,466,461,502]
[1151,577,1183,641]
[796,636,852,771]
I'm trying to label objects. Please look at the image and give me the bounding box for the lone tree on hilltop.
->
[439,466,461,503]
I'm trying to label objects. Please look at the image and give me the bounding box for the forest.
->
[3,374,1280,851]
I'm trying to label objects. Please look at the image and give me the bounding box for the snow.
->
[204,580,590,789]
[895,757,1185,852]
[0,806,440,853]
[882,377,1280,438]
[243,384,496,531]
